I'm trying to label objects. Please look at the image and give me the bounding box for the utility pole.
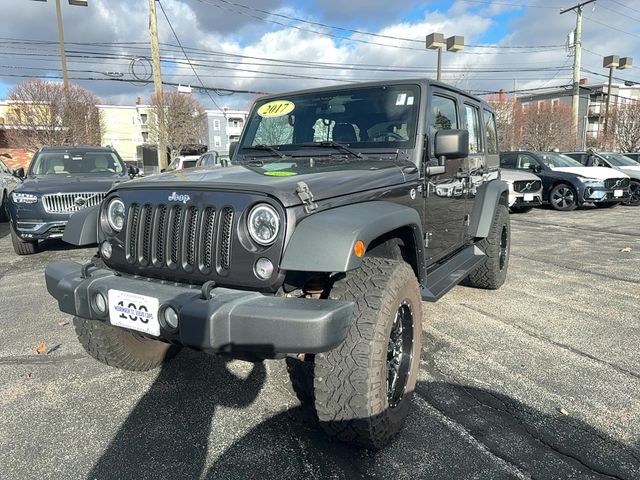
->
[560,0,595,149]
[54,0,69,92]
[148,0,167,171]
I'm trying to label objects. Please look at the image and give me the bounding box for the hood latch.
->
[296,181,318,214]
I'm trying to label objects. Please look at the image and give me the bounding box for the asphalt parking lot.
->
[0,206,638,480]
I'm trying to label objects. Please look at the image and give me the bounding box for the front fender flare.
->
[62,205,100,246]
[468,179,509,238]
[280,201,424,274]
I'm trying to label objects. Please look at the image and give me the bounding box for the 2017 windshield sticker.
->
[257,100,295,118]
[264,171,297,176]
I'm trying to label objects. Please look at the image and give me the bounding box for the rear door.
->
[424,88,469,264]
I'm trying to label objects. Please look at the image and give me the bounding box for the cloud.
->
[1,0,638,110]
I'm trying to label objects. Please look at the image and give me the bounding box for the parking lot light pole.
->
[32,0,88,92]
[603,55,632,143]
[426,33,464,81]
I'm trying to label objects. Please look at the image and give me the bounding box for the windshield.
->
[239,84,420,156]
[30,151,125,176]
[600,153,638,167]
[538,152,583,168]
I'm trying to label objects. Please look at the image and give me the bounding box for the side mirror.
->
[529,164,542,173]
[13,167,25,179]
[128,165,140,177]
[229,141,238,161]
[434,130,469,165]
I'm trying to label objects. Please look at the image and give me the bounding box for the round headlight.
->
[247,204,280,246]
[107,198,125,232]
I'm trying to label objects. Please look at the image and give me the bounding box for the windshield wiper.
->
[300,141,367,159]
[245,144,289,159]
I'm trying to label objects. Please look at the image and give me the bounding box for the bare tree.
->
[5,79,102,150]
[608,101,640,152]
[487,95,521,151]
[517,101,574,151]
[147,92,206,160]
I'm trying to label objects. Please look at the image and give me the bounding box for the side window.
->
[464,104,482,154]
[517,154,537,170]
[500,155,516,169]
[429,94,458,157]
[483,109,498,154]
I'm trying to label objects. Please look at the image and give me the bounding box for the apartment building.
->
[204,109,248,157]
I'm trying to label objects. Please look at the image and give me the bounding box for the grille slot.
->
[184,207,199,269]
[513,180,541,193]
[126,204,141,262]
[153,205,168,267]
[604,178,629,189]
[140,205,153,265]
[169,206,183,267]
[219,207,234,272]
[43,192,106,214]
[201,207,216,270]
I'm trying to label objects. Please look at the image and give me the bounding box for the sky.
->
[1,0,639,110]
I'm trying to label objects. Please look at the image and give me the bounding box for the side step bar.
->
[420,245,486,302]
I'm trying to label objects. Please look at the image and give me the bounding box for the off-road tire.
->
[466,204,510,290]
[509,205,533,214]
[594,202,620,209]
[549,183,578,211]
[73,317,179,371]
[311,257,422,449]
[10,223,37,255]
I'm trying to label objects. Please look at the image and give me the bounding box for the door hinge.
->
[464,214,470,227]
[296,181,318,214]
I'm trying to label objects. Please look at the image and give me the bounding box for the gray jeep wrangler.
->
[45,79,510,448]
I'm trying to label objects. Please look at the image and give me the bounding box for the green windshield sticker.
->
[264,171,297,177]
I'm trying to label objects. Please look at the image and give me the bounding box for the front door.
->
[423,90,469,264]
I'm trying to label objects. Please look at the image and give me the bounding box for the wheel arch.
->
[280,201,425,282]
[468,179,509,238]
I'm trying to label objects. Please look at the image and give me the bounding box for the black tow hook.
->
[80,261,95,279]
[201,280,217,299]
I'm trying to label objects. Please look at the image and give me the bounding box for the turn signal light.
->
[354,240,366,258]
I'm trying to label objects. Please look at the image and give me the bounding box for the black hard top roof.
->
[39,145,115,152]
[256,78,488,107]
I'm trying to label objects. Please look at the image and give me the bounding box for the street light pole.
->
[603,55,632,147]
[426,33,464,82]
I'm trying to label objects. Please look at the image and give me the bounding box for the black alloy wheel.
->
[499,225,508,271]
[550,184,578,211]
[626,181,640,206]
[387,302,414,408]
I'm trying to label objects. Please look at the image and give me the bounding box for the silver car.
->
[501,169,543,213]
[0,154,22,222]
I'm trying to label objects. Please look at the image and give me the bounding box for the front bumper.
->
[15,219,68,240]
[45,260,353,355]
[509,192,542,208]
[581,185,629,203]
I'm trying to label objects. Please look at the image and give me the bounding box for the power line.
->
[583,15,640,39]
[607,0,640,15]
[157,0,226,111]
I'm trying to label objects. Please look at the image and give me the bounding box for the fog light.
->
[100,241,112,259]
[162,306,179,330]
[254,257,274,280]
[94,292,107,314]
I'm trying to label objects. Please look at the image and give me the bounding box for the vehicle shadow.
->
[0,222,8,241]
[88,351,640,480]
[87,350,267,480]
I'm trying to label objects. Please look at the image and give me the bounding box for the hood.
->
[16,174,129,195]
[117,160,407,207]
[550,166,630,180]
[500,169,540,182]
[618,165,640,179]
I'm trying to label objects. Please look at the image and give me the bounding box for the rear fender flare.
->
[468,180,509,238]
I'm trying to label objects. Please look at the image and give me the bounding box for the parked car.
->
[166,155,200,171]
[7,146,138,255]
[500,169,543,213]
[46,78,511,448]
[563,151,640,206]
[0,153,22,222]
[500,151,630,211]
[195,151,223,168]
[623,152,640,163]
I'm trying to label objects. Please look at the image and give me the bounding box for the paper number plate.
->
[108,289,161,336]
[614,189,623,198]
[523,193,535,202]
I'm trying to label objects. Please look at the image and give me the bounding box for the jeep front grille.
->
[125,203,234,274]
[604,178,630,189]
[42,192,106,214]
[513,180,541,193]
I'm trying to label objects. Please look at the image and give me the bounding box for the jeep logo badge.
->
[168,192,191,204]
